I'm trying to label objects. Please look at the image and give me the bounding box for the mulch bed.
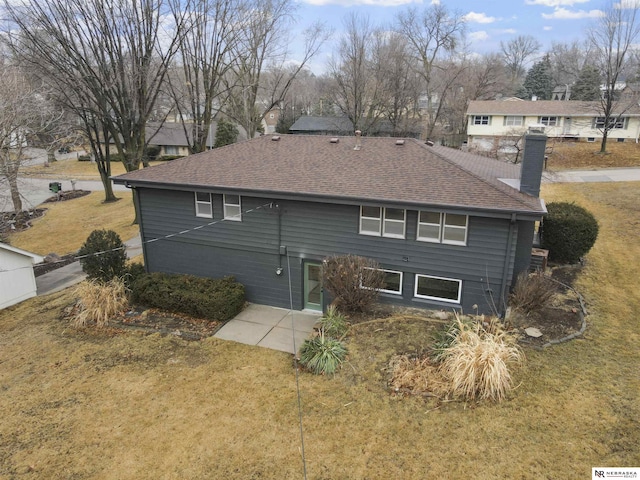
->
[43,190,91,203]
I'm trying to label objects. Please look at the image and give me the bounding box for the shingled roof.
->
[113,135,545,216]
[467,99,640,117]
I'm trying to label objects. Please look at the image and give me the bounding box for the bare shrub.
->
[510,271,557,314]
[440,315,524,402]
[322,255,385,313]
[74,278,128,328]
[388,355,449,398]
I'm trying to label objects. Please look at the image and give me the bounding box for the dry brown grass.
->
[546,140,640,170]
[7,191,138,255]
[74,278,129,328]
[0,182,638,478]
[440,317,523,402]
[22,157,163,181]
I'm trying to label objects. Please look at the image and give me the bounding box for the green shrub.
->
[130,272,245,321]
[123,262,146,290]
[299,330,347,375]
[158,155,183,161]
[144,145,161,162]
[541,202,599,264]
[77,229,128,283]
[319,306,349,338]
[323,254,385,313]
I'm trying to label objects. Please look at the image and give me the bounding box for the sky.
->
[291,0,610,74]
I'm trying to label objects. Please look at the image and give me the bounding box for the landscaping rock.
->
[525,327,543,338]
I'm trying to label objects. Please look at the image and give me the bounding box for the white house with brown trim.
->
[0,243,43,309]
[466,99,640,153]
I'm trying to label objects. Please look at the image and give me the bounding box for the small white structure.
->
[0,243,44,309]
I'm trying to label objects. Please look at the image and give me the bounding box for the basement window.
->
[362,268,403,295]
[414,274,462,304]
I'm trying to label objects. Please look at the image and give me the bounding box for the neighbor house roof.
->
[289,116,421,137]
[0,243,44,264]
[113,134,545,215]
[146,122,218,147]
[467,100,640,117]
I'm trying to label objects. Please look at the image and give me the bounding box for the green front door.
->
[304,262,323,311]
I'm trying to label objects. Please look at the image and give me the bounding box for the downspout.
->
[128,184,149,271]
[499,213,517,316]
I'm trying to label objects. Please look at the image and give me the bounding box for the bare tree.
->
[395,4,466,140]
[169,0,244,153]
[225,0,329,139]
[588,0,640,153]
[548,40,591,88]
[327,13,388,134]
[0,64,62,213]
[500,35,541,85]
[3,0,188,204]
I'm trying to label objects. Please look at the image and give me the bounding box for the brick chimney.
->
[519,132,547,197]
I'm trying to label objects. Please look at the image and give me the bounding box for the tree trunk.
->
[599,131,608,154]
[47,147,56,163]
[8,172,23,213]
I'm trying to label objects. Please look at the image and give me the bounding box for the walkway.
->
[542,167,640,183]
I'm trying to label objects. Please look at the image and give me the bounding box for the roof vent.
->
[330,137,339,144]
[271,135,281,141]
[354,130,362,151]
[425,140,435,147]
[395,139,405,146]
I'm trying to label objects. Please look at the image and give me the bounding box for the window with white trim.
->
[362,268,403,295]
[504,116,523,126]
[417,211,468,246]
[165,145,180,155]
[195,192,212,218]
[360,206,406,239]
[414,274,462,303]
[594,116,627,129]
[383,208,406,238]
[223,194,242,221]
[472,115,490,125]
[539,116,558,127]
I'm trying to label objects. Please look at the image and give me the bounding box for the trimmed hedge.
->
[541,202,599,264]
[130,272,245,321]
[77,229,127,283]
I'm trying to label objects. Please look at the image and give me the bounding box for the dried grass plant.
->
[440,316,524,402]
[74,278,129,328]
[388,355,449,398]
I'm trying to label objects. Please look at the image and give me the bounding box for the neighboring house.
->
[0,243,43,309]
[289,116,421,138]
[146,122,218,158]
[551,85,571,101]
[262,108,280,134]
[467,99,640,152]
[113,134,547,315]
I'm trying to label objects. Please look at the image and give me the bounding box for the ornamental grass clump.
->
[74,277,128,328]
[299,329,348,375]
[439,315,524,402]
[319,305,349,338]
[509,270,557,314]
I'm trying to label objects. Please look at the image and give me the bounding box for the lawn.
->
[0,182,638,478]
[8,192,138,256]
[546,141,640,170]
[22,158,163,181]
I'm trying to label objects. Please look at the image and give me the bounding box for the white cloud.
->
[525,0,589,5]
[469,31,490,42]
[300,0,422,5]
[497,28,518,34]
[464,12,497,24]
[614,0,640,9]
[542,7,604,19]
[543,25,553,30]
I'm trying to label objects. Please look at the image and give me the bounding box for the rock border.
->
[539,277,588,349]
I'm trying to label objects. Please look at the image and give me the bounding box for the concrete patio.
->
[214,304,321,354]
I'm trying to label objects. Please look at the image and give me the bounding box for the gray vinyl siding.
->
[136,187,517,314]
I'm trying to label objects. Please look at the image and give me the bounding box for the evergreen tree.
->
[213,118,239,148]
[571,65,602,101]
[523,55,553,100]
[514,84,530,100]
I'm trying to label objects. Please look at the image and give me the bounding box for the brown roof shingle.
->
[114,135,545,215]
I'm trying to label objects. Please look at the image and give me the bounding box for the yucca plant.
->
[440,315,524,402]
[74,277,129,328]
[319,305,349,338]
[299,329,347,375]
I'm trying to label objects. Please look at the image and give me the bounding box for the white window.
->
[360,206,381,236]
[539,116,558,127]
[417,211,468,246]
[164,145,179,155]
[414,274,462,303]
[417,211,442,243]
[383,208,406,239]
[360,206,406,239]
[594,116,627,129]
[442,213,468,245]
[473,115,490,125]
[362,268,403,295]
[223,194,242,221]
[504,116,523,126]
[195,192,212,218]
